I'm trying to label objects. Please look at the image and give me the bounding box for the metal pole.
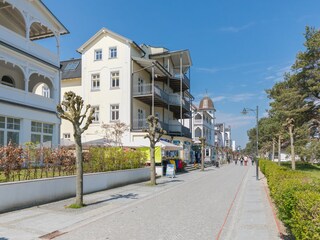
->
[180,53,183,136]
[256,105,259,180]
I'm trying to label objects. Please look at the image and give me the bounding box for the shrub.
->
[260,160,320,239]
[291,190,320,240]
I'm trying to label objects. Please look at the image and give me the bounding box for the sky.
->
[43,0,320,148]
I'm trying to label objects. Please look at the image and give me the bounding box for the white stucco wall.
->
[0,167,150,213]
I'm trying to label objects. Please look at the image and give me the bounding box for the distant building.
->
[0,0,68,147]
[214,123,232,160]
[191,96,216,161]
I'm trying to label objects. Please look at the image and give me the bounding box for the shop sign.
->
[166,164,175,178]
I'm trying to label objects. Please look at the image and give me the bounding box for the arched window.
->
[1,76,15,87]
[195,127,202,138]
[195,113,202,120]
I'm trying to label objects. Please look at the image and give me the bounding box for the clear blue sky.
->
[44,0,320,148]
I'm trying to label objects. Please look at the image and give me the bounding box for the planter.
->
[0,167,150,213]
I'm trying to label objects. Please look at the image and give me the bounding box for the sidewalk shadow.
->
[86,193,139,206]
[0,238,9,240]
[157,179,184,185]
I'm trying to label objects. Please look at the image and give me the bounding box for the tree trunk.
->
[278,135,281,166]
[289,126,295,170]
[74,132,83,206]
[272,138,275,161]
[150,143,156,185]
[201,145,205,171]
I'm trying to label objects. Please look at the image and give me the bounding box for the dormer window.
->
[1,76,15,87]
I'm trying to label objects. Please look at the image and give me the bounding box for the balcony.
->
[169,94,191,119]
[0,25,59,66]
[133,84,168,108]
[0,85,56,112]
[168,120,191,138]
[132,118,169,133]
[155,74,190,93]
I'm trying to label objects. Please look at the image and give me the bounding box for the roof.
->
[77,27,145,54]
[150,49,192,73]
[199,96,215,111]
[61,59,81,80]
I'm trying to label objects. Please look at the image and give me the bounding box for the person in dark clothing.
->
[240,156,244,166]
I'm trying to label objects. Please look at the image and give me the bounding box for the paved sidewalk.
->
[0,164,283,240]
[219,164,282,240]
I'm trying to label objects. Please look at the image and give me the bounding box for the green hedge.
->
[84,147,147,173]
[260,160,320,240]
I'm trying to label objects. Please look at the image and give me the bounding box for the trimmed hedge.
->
[260,160,320,240]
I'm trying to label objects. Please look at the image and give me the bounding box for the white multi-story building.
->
[61,28,193,160]
[0,0,68,147]
[191,96,215,160]
[215,123,232,160]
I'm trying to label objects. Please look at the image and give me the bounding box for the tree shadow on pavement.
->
[85,193,139,206]
[156,179,184,186]
[0,238,9,240]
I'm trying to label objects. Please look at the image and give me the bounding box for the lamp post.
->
[241,106,259,180]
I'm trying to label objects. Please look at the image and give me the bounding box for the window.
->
[111,71,119,88]
[92,106,100,123]
[64,61,79,71]
[91,74,100,91]
[109,47,117,59]
[138,78,144,93]
[1,76,15,87]
[42,86,50,98]
[94,49,102,61]
[110,104,119,121]
[63,133,71,139]
[138,109,145,128]
[0,116,20,145]
[31,121,53,147]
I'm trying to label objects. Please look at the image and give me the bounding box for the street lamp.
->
[241,106,259,180]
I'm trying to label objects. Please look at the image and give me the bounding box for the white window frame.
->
[138,78,144,93]
[92,106,100,123]
[137,108,145,129]
[110,71,120,89]
[110,104,119,122]
[42,86,50,98]
[0,116,20,146]
[94,49,102,61]
[109,47,117,59]
[31,121,53,147]
[91,73,100,91]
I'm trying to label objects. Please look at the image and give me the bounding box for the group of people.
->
[234,155,254,166]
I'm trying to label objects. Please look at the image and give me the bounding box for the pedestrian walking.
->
[250,156,254,165]
[244,156,248,166]
[240,156,244,166]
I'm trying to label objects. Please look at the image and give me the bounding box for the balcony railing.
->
[132,118,169,132]
[168,122,192,138]
[133,84,169,103]
[0,25,59,66]
[173,73,190,88]
[169,94,190,111]
[0,85,56,112]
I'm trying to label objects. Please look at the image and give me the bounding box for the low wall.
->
[0,167,150,213]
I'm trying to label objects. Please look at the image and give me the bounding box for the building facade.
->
[191,96,216,161]
[0,0,68,147]
[61,28,193,160]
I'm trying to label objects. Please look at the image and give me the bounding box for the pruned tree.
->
[199,137,206,171]
[144,115,166,185]
[57,91,94,207]
[101,121,129,147]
